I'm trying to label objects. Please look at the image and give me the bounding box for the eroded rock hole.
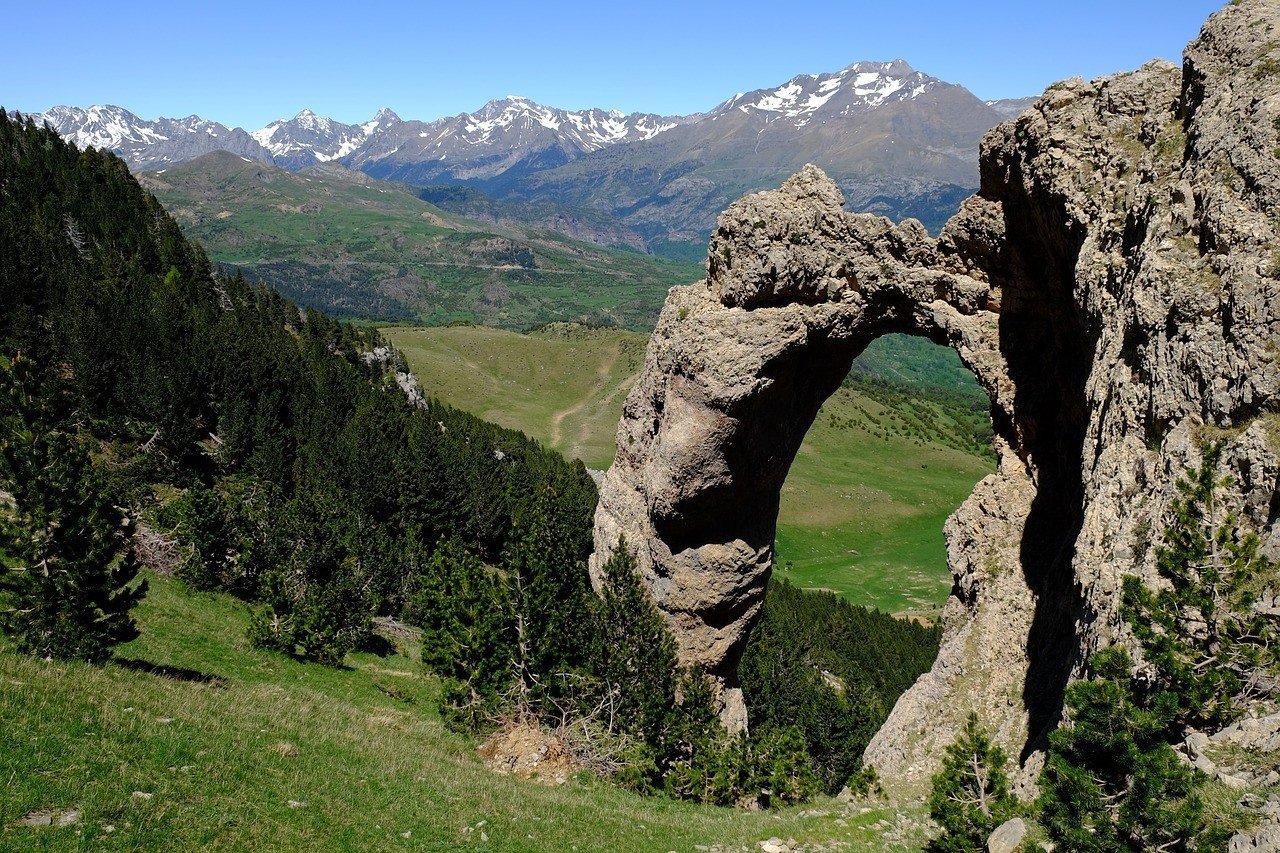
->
[737,333,996,792]
[770,333,995,616]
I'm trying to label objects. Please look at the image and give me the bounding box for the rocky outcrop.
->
[590,0,1280,794]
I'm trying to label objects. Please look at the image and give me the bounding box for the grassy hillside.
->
[0,572,921,851]
[384,325,994,615]
[383,324,647,470]
[141,153,702,329]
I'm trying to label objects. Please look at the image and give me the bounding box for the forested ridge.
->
[0,109,940,807]
[0,108,597,657]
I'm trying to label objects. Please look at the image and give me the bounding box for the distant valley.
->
[27,62,1033,259]
[140,152,701,326]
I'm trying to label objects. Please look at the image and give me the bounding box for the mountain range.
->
[26,61,1032,257]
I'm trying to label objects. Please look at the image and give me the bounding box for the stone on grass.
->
[987,817,1026,853]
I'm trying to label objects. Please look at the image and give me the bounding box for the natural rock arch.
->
[591,1,1280,794]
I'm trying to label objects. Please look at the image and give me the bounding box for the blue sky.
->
[5,0,1224,129]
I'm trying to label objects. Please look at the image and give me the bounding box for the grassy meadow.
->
[383,325,994,615]
[0,573,921,851]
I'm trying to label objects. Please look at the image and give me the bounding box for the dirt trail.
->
[548,342,622,451]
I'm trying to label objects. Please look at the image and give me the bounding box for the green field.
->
[0,573,919,851]
[384,325,994,615]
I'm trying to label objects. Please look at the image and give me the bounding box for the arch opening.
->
[771,333,996,617]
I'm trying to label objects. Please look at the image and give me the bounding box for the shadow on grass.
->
[112,657,228,688]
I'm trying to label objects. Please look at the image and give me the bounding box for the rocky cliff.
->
[590,0,1280,797]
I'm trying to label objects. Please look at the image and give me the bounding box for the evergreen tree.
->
[927,712,1017,852]
[1121,442,1279,729]
[246,495,375,666]
[1038,648,1214,852]
[594,540,678,740]
[593,543,819,808]
[1038,445,1263,850]
[740,577,937,795]
[403,537,512,729]
[0,355,147,662]
[503,484,596,708]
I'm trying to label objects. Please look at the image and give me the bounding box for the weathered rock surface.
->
[590,0,1280,793]
[987,817,1027,853]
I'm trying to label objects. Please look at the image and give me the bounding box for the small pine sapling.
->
[927,712,1017,852]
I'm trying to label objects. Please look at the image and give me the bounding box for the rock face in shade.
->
[589,0,1280,795]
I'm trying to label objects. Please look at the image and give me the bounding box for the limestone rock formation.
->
[590,0,1280,794]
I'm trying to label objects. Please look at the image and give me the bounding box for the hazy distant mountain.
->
[27,62,1027,255]
[985,97,1038,120]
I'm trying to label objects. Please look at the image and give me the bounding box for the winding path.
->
[548,341,622,451]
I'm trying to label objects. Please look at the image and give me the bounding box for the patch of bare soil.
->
[477,721,584,786]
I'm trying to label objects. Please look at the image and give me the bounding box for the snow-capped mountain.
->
[27,60,1016,188]
[249,108,381,170]
[29,98,690,187]
[512,59,1007,244]
[344,96,689,186]
[985,96,1037,120]
[25,60,1027,253]
[31,105,273,169]
[425,96,680,154]
[711,60,941,127]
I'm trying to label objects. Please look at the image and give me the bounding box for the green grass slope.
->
[141,153,702,329]
[0,573,919,851]
[383,324,648,470]
[383,325,994,614]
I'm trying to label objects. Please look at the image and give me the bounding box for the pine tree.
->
[502,485,596,707]
[594,540,678,739]
[403,536,512,728]
[927,712,1017,852]
[1036,445,1263,851]
[1121,441,1279,728]
[0,355,147,662]
[1038,648,1213,852]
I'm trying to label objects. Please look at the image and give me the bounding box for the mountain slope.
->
[506,61,999,247]
[1,570,914,851]
[140,151,701,326]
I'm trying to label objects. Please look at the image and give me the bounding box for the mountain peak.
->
[717,59,942,123]
[842,58,916,75]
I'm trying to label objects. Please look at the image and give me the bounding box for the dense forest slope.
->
[0,108,598,652]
